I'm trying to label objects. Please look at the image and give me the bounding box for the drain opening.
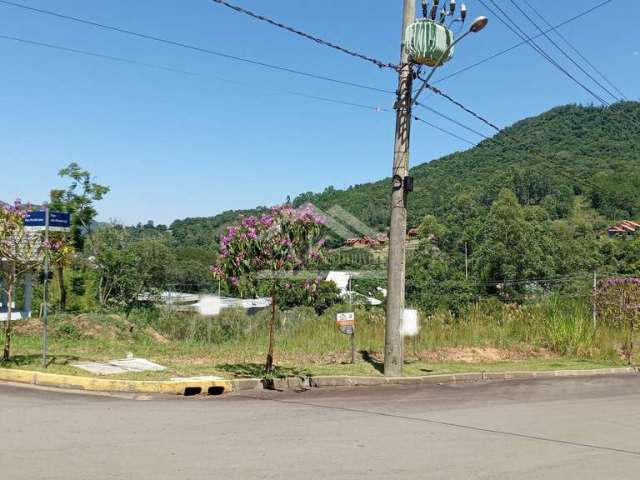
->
[208,386,225,396]
[184,386,202,396]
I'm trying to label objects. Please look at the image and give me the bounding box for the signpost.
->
[25,209,70,368]
[336,312,356,363]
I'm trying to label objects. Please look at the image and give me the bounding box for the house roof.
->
[608,220,640,234]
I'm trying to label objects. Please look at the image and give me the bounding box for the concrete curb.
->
[0,368,233,395]
[307,367,639,389]
[1,367,636,395]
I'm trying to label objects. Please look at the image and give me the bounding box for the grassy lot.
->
[0,299,634,380]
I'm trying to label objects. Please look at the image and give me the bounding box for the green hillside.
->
[170,102,640,247]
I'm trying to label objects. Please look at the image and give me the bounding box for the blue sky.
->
[1,0,638,225]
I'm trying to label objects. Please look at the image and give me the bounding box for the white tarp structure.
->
[325,271,383,306]
[326,271,351,296]
[72,357,167,376]
[155,292,272,316]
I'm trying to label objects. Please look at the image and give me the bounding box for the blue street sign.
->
[49,211,71,229]
[24,210,71,231]
[24,210,46,227]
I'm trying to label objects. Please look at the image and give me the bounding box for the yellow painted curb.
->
[0,368,233,395]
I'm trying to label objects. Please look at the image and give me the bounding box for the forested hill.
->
[170,102,640,247]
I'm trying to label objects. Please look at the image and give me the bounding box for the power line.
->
[414,102,491,139]
[412,115,477,145]
[418,80,502,132]
[479,0,610,106]
[434,0,613,85]
[482,0,640,132]
[0,33,388,112]
[0,0,394,95]
[509,0,621,103]
[419,82,609,192]
[0,32,476,145]
[521,0,627,101]
[211,0,397,70]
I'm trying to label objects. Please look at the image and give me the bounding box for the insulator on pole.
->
[450,0,456,14]
[460,3,467,22]
[430,5,438,20]
[422,0,428,18]
[440,8,447,23]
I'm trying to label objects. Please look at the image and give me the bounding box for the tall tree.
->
[49,163,109,310]
[473,190,557,296]
[212,205,326,372]
[91,226,175,315]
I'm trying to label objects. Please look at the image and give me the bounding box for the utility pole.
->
[465,242,469,280]
[592,271,597,329]
[385,0,415,377]
[42,205,49,368]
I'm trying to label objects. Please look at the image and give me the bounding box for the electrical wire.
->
[418,82,611,193]
[0,0,394,95]
[479,0,610,106]
[417,79,502,132]
[521,0,627,101]
[414,102,491,139]
[210,0,397,70]
[480,0,640,131]
[0,33,388,112]
[509,0,621,103]
[433,0,614,84]
[0,32,479,145]
[412,115,477,145]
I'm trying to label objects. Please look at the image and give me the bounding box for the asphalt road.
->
[1,374,640,479]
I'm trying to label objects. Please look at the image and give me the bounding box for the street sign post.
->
[336,312,356,363]
[25,209,70,368]
[24,210,70,232]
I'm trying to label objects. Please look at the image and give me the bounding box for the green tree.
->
[407,237,474,315]
[473,190,557,296]
[92,226,175,316]
[49,163,109,309]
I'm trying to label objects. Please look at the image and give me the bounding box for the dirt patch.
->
[145,327,169,344]
[13,319,44,335]
[419,347,551,363]
[70,314,121,339]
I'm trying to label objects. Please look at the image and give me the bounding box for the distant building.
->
[607,220,640,239]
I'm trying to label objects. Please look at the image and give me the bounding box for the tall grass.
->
[133,296,628,363]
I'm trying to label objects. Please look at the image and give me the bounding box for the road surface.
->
[1,374,639,479]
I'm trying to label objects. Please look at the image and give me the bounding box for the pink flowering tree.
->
[0,200,45,361]
[594,277,640,365]
[211,204,326,372]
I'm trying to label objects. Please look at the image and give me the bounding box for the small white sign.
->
[336,312,355,335]
[401,309,420,337]
[336,312,355,322]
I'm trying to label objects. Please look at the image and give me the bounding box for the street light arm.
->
[411,29,472,106]
[411,16,487,106]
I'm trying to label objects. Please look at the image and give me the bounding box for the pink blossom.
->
[260,214,274,227]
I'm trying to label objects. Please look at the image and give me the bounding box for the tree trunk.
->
[57,264,66,311]
[3,264,16,361]
[265,292,276,373]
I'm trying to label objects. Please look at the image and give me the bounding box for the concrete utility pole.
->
[385,0,415,377]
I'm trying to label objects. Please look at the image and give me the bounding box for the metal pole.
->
[592,271,597,329]
[465,242,469,280]
[385,0,415,377]
[349,276,355,364]
[42,205,49,368]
